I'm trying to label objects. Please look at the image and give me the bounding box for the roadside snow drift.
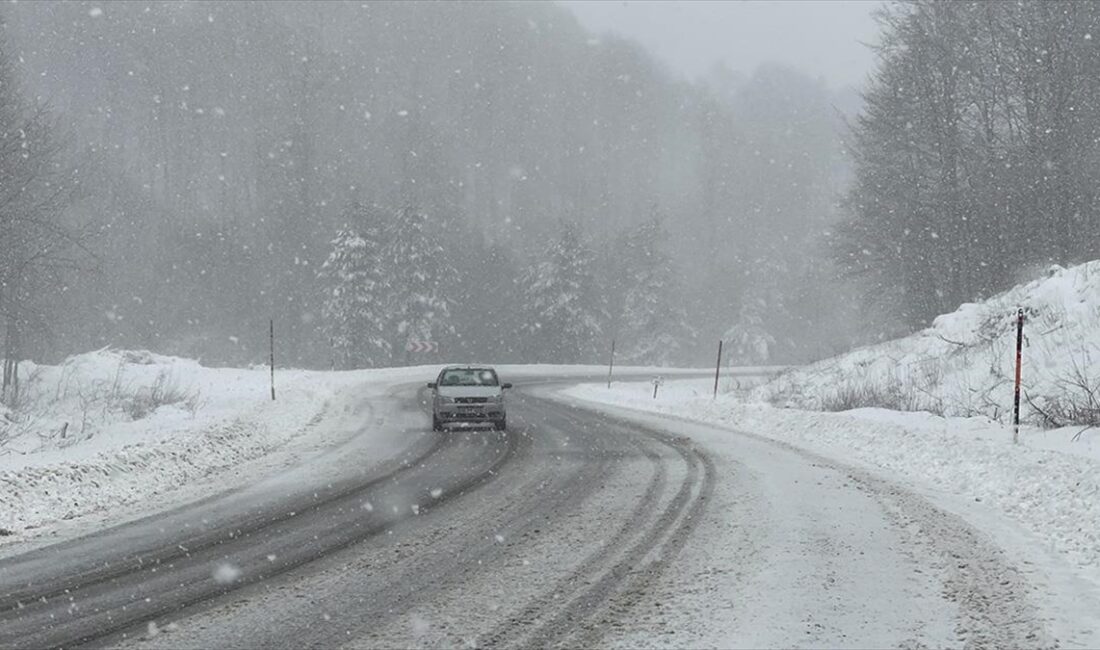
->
[758,261,1100,427]
[0,350,363,536]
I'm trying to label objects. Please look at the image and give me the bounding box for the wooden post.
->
[607,339,616,389]
[713,340,723,399]
[1013,309,1024,444]
[270,319,276,401]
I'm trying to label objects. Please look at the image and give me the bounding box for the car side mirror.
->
[501,382,513,389]
[427,382,437,389]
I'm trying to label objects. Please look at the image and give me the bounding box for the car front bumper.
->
[434,403,505,422]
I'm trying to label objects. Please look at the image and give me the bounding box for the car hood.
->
[436,385,503,398]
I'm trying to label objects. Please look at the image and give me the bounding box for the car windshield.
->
[439,369,499,386]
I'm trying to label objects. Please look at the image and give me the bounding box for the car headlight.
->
[438,396,456,404]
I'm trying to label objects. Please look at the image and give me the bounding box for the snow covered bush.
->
[813,378,935,414]
[0,349,204,452]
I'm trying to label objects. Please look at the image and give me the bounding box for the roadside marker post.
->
[652,375,665,399]
[713,340,723,399]
[607,339,616,389]
[1013,308,1024,444]
[269,319,276,402]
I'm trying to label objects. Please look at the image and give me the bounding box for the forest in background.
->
[10,1,1094,373]
[0,0,856,370]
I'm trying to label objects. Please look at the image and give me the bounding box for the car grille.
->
[455,397,489,404]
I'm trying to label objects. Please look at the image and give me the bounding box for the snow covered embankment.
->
[0,350,358,537]
[759,261,1100,429]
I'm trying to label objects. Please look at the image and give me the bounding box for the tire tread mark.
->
[1,431,521,649]
[0,387,439,614]
[570,435,717,648]
[478,399,687,649]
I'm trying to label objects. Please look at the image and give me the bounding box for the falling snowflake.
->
[410,614,431,635]
[212,562,241,584]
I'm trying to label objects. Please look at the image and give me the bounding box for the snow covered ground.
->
[567,377,1100,554]
[558,376,1100,633]
[549,265,1100,644]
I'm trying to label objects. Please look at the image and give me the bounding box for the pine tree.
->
[521,221,604,363]
[382,207,453,363]
[724,289,777,366]
[318,203,391,369]
[617,216,693,365]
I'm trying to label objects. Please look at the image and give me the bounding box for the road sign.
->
[405,339,439,354]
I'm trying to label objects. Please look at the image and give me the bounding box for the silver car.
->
[427,366,512,431]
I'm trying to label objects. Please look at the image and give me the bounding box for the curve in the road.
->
[0,388,521,648]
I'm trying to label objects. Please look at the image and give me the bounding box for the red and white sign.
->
[405,339,439,354]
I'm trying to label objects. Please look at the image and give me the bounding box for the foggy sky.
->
[560,0,881,89]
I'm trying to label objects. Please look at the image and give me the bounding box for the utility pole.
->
[713,340,723,399]
[270,319,276,401]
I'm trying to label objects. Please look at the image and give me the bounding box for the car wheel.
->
[432,415,443,432]
[494,418,506,431]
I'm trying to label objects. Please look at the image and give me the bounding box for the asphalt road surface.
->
[0,377,1058,648]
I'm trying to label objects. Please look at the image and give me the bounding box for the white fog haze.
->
[563,0,880,88]
[2,2,1100,648]
[0,0,868,368]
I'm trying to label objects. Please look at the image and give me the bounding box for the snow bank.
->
[0,349,370,535]
[561,378,1100,581]
[758,261,1100,426]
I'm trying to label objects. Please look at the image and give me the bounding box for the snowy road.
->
[0,377,1059,648]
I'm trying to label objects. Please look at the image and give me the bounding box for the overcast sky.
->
[560,0,882,89]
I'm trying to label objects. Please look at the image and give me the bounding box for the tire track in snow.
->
[478,404,715,649]
[0,401,519,649]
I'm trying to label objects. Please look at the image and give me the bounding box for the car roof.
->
[440,365,496,371]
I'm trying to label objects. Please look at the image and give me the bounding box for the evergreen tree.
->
[724,288,777,366]
[448,240,524,363]
[520,221,604,363]
[382,207,453,363]
[317,203,391,369]
[616,215,693,365]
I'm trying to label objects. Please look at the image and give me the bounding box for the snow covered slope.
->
[759,261,1100,426]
